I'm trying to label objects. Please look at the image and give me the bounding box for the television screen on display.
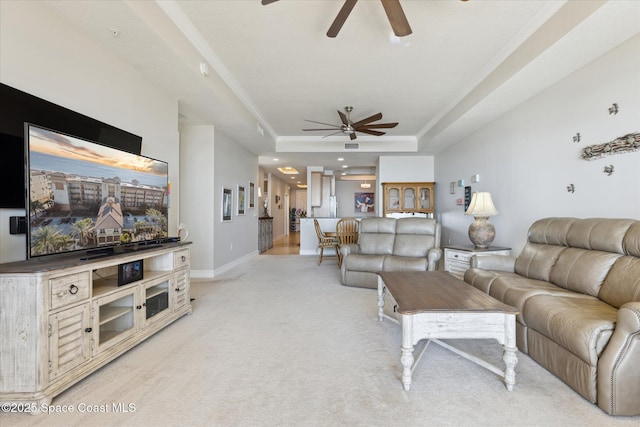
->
[26,123,169,259]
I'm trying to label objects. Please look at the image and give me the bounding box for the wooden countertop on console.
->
[0,241,192,274]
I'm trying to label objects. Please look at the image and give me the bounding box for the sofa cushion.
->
[623,221,640,257]
[392,218,437,257]
[344,253,386,272]
[360,217,396,234]
[465,269,520,294]
[358,218,396,255]
[488,276,578,325]
[549,248,620,297]
[599,256,640,308]
[383,255,428,271]
[527,217,576,246]
[514,243,565,281]
[566,218,636,254]
[525,294,617,366]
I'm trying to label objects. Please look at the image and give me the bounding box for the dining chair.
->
[336,217,359,268]
[313,218,338,265]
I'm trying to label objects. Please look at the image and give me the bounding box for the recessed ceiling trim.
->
[156,0,277,140]
[418,0,604,143]
[340,174,376,181]
[276,136,416,153]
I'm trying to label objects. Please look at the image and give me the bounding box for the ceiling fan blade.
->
[381,0,412,37]
[337,110,349,125]
[359,122,398,129]
[349,132,357,140]
[323,130,345,138]
[327,0,358,38]
[303,128,342,131]
[304,119,341,127]
[351,112,383,128]
[261,0,279,5]
[358,129,386,136]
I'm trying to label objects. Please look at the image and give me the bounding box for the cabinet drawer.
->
[50,272,90,310]
[446,250,472,263]
[174,249,190,269]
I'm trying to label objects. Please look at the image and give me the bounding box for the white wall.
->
[179,125,215,274]
[435,34,640,254]
[213,130,260,270]
[0,1,179,263]
[378,156,435,217]
[336,180,377,218]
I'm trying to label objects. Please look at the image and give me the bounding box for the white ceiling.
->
[43,0,640,185]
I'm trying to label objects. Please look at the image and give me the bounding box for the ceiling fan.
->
[261,0,412,38]
[302,106,398,140]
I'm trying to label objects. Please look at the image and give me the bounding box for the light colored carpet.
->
[4,254,639,426]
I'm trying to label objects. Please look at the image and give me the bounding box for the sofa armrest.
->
[340,243,359,257]
[427,247,442,271]
[470,254,516,272]
[340,244,359,284]
[597,302,640,416]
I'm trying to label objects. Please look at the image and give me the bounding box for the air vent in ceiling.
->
[345,143,359,150]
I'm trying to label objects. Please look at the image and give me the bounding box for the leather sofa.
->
[340,217,441,289]
[464,217,640,416]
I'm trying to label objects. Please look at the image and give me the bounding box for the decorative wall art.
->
[355,192,374,213]
[464,186,472,211]
[249,182,255,208]
[237,185,245,215]
[581,132,640,160]
[222,187,232,222]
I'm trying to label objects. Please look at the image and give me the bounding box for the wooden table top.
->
[378,271,519,315]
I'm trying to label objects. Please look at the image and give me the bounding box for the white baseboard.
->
[213,250,258,277]
[190,269,215,279]
[189,251,260,279]
[300,248,336,256]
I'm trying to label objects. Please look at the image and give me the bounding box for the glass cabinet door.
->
[418,186,432,210]
[388,187,401,210]
[403,187,416,209]
[93,287,139,356]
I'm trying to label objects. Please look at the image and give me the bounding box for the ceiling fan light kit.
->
[302,106,398,140]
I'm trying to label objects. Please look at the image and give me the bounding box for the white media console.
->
[0,242,192,412]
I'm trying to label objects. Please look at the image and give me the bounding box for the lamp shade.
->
[465,192,498,217]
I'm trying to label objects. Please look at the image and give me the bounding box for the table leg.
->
[401,316,414,391]
[377,279,386,322]
[503,314,518,391]
[503,346,518,391]
[401,346,414,391]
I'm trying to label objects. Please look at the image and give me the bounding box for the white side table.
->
[444,245,511,280]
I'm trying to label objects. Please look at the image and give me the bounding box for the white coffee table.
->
[377,271,519,391]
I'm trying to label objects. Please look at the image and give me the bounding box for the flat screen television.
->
[26,123,169,259]
[1,82,143,208]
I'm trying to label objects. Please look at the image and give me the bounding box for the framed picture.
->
[464,186,472,212]
[222,187,232,222]
[355,192,374,213]
[450,181,456,194]
[249,182,255,208]
[237,185,245,215]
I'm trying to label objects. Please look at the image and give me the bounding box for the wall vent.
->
[345,143,359,150]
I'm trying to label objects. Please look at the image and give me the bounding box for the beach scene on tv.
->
[27,125,169,257]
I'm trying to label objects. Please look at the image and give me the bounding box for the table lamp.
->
[465,192,498,249]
